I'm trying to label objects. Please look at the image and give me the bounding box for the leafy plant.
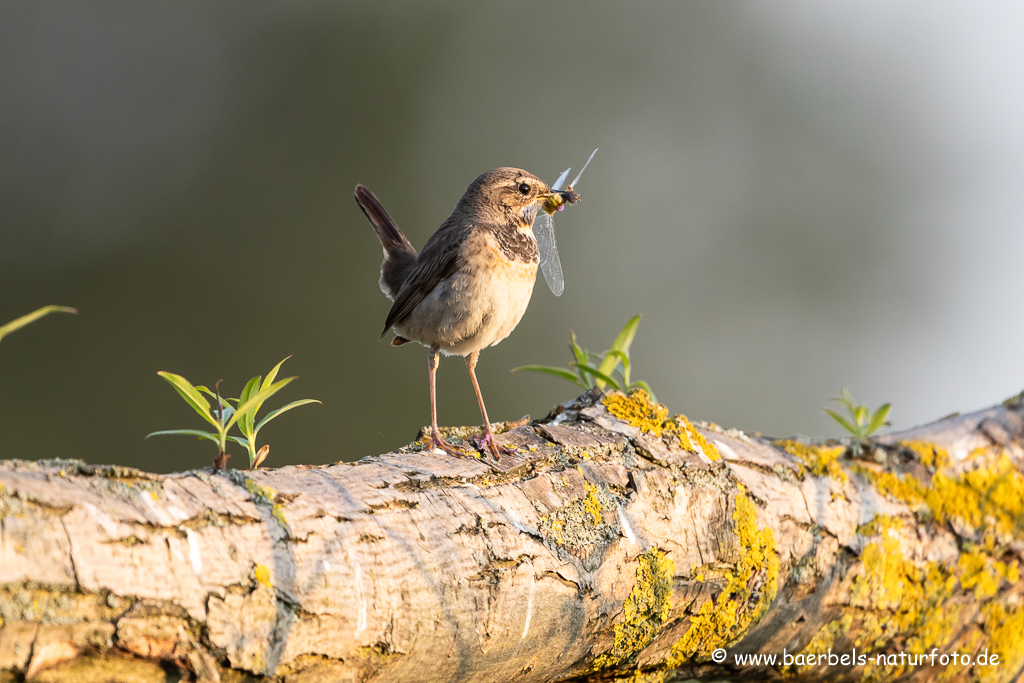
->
[823,388,891,439]
[147,357,320,469]
[512,314,655,401]
[0,305,77,346]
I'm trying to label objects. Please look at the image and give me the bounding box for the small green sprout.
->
[824,388,891,439]
[147,357,320,469]
[512,314,656,401]
[0,305,77,347]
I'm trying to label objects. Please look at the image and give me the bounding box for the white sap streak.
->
[138,490,185,526]
[715,440,739,461]
[85,503,119,538]
[521,573,536,639]
[185,528,202,577]
[617,505,639,546]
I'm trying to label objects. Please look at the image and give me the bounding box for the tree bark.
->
[2,389,1023,683]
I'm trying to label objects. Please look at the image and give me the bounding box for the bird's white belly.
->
[395,241,538,356]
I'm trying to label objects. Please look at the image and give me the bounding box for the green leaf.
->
[598,315,641,382]
[157,372,219,429]
[824,408,858,436]
[226,377,295,431]
[854,404,869,428]
[841,388,856,409]
[604,350,630,383]
[226,435,250,447]
[0,305,77,344]
[254,399,322,434]
[511,365,584,385]
[569,333,589,372]
[573,363,624,392]
[236,376,263,437]
[611,315,641,355]
[262,356,292,392]
[867,403,892,435]
[146,429,219,442]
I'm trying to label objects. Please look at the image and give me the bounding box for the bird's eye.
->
[517,182,531,196]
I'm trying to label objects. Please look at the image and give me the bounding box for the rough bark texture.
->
[2,388,1024,683]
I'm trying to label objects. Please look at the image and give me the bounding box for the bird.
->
[354,168,580,460]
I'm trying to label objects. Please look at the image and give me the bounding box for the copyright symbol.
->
[711,648,727,663]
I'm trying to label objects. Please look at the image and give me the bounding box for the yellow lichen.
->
[584,482,604,526]
[847,515,959,673]
[666,489,778,666]
[603,389,720,461]
[857,467,926,506]
[594,549,675,670]
[776,440,847,484]
[539,478,617,550]
[957,542,1018,601]
[254,563,272,588]
[979,600,1024,682]
[900,440,950,470]
[603,389,668,437]
[927,453,1024,538]
[861,450,1024,541]
[244,478,289,529]
[668,414,720,461]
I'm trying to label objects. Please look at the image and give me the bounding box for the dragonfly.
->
[533,148,598,297]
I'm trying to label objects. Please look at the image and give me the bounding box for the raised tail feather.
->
[354,184,417,300]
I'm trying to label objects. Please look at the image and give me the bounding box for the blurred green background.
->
[2,2,1023,473]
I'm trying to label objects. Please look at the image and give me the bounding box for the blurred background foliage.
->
[2,2,1023,472]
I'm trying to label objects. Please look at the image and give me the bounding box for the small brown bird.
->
[354,168,580,459]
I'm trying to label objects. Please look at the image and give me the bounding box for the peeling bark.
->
[2,389,1023,683]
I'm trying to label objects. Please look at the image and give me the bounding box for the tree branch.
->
[2,389,1023,682]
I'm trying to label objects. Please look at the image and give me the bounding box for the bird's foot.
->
[474,433,516,461]
[424,435,470,457]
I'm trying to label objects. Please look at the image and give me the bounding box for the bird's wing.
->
[380,221,468,337]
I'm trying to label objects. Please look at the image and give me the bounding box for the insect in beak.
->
[541,189,581,216]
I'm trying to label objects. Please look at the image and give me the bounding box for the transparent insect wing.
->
[533,210,564,296]
[551,167,571,192]
[568,148,598,189]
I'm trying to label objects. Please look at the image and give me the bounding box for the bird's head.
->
[459,167,581,230]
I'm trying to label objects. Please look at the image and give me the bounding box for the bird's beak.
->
[540,188,582,216]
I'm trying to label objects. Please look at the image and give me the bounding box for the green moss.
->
[666,489,779,666]
[776,440,847,483]
[243,478,289,530]
[594,549,675,670]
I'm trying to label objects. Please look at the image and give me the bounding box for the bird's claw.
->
[475,433,515,461]
[426,436,468,457]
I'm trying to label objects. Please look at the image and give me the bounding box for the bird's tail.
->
[354,184,417,300]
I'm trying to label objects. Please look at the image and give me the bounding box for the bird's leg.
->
[426,346,463,456]
[466,351,510,460]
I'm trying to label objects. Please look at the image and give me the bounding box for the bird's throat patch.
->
[488,224,539,264]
